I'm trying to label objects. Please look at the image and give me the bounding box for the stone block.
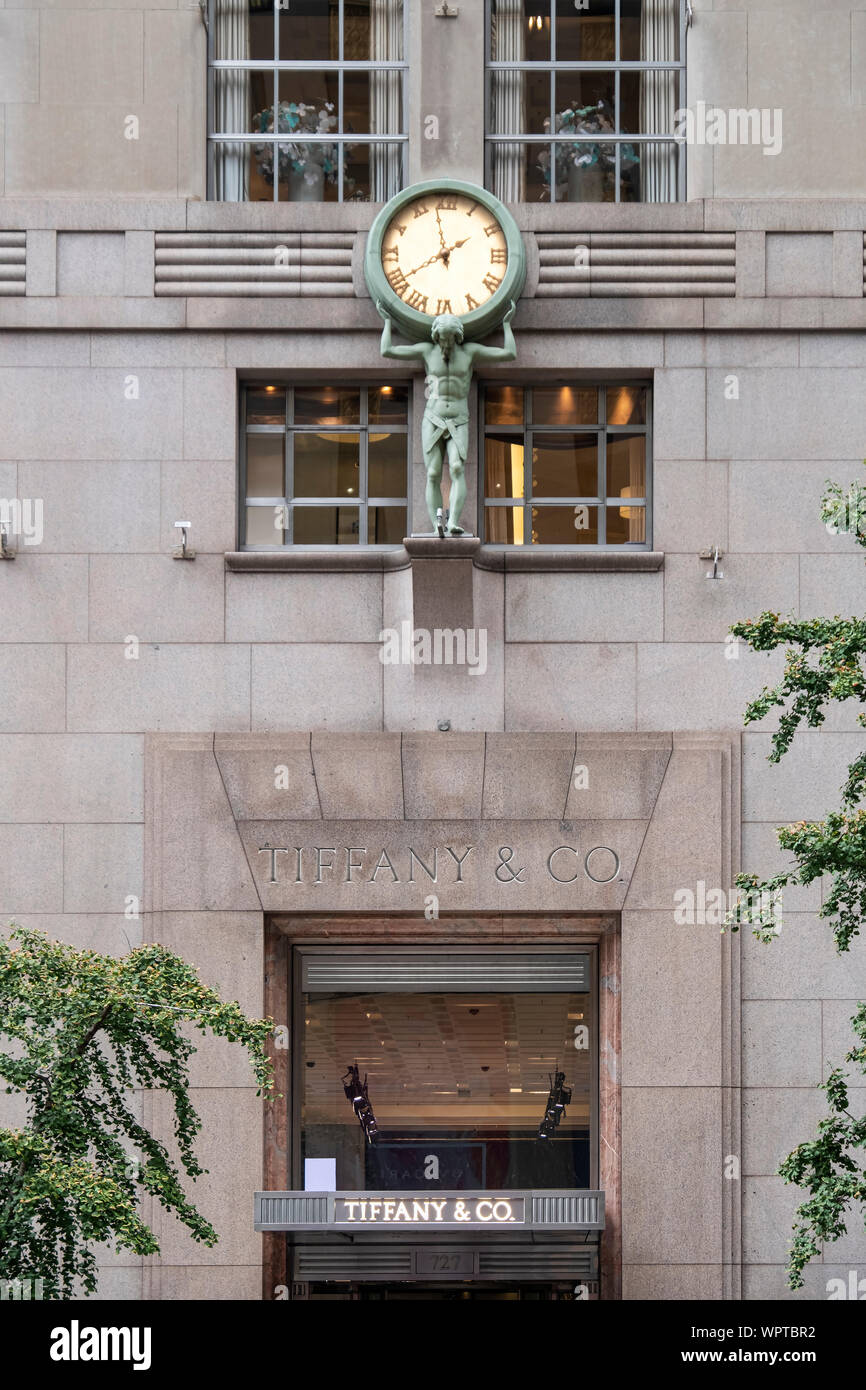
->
[0,825,63,914]
[505,571,663,644]
[833,231,864,298]
[400,732,486,820]
[765,234,833,298]
[663,333,799,368]
[743,1178,810,1266]
[623,1266,724,1301]
[18,460,161,554]
[9,913,143,956]
[215,734,321,821]
[40,10,144,104]
[0,556,89,642]
[822,1000,866,1075]
[311,733,404,820]
[251,646,383,732]
[149,912,264,1089]
[183,369,238,462]
[636,642,785,732]
[0,9,39,102]
[0,368,183,461]
[161,458,237,556]
[707,368,866,461]
[504,644,635,732]
[226,572,383,644]
[646,369,706,461]
[88,554,225,643]
[663,553,798,642]
[743,730,864,821]
[652,461,728,555]
[740,825,821,914]
[67,645,251,733]
[742,1000,822,1087]
[621,910,722,1086]
[743,1087,830,1177]
[563,735,671,821]
[800,555,866,619]
[124,231,155,298]
[25,230,57,297]
[0,646,66,732]
[624,740,730,911]
[149,1088,262,1266]
[736,232,766,298]
[622,1088,722,1264]
[481,734,574,820]
[57,233,126,297]
[0,735,143,823]
[91,333,226,369]
[63,824,143,914]
[729,461,864,554]
[145,735,259,913]
[4,104,180,197]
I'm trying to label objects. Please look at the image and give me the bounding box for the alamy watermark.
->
[674,102,783,157]
[0,498,43,546]
[379,621,488,676]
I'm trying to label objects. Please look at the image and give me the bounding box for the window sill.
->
[225,547,411,573]
[475,547,664,573]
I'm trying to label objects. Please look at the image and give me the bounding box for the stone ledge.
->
[224,547,410,573]
[476,547,665,573]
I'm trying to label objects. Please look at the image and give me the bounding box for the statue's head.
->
[431,314,464,352]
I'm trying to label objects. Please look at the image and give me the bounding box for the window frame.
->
[292,941,600,1194]
[478,379,653,549]
[207,0,411,203]
[483,0,688,204]
[239,380,412,548]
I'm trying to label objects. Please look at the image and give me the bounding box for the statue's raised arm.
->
[377,302,430,362]
[465,300,517,366]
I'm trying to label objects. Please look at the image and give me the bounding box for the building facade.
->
[1,0,866,1301]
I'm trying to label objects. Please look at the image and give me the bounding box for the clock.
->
[365,178,526,341]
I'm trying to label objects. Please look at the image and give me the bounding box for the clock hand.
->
[404,249,450,277]
[440,235,472,267]
[434,207,447,253]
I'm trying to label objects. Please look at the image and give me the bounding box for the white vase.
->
[567,161,605,204]
[288,164,325,202]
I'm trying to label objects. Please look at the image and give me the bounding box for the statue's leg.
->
[425,444,444,533]
[445,440,467,535]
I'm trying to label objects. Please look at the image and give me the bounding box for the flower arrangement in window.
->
[252,100,353,191]
[537,99,638,200]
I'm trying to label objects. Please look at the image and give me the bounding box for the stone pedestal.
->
[404,535,481,633]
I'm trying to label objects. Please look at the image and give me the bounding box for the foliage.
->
[725,466,866,1288]
[0,926,274,1299]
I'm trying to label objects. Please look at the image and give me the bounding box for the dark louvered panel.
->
[302,953,590,993]
[532,1192,604,1228]
[293,1247,414,1280]
[257,1194,328,1228]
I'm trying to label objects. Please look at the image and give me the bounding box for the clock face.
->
[380,192,509,321]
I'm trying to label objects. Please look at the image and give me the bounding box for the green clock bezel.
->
[365,178,526,341]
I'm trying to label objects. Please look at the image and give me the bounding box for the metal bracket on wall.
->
[434,2,459,15]
[198,0,209,32]
[0,527,16,561]
[686,2,694,26]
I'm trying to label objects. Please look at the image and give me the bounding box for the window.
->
[482,383,650,546]
[241,383,409,546]
[486,0,686,203]
[209,0,407,202]
[297,950,596,1193]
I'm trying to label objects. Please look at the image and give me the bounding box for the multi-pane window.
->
[241,383,409,546]
[482,383,650,546]
[209,0,407,202]
[486,0,686,203]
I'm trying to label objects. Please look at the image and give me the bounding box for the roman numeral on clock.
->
[482,273,502,293]
[383,246,399,262]
[436,198,457,210]
[483,223,499,238]
[387,267,410,294]
[465,293,480,311]
[413,204,430,218]
[406,290,429,311]
[490,248,506,263]
[435,298,452,314]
